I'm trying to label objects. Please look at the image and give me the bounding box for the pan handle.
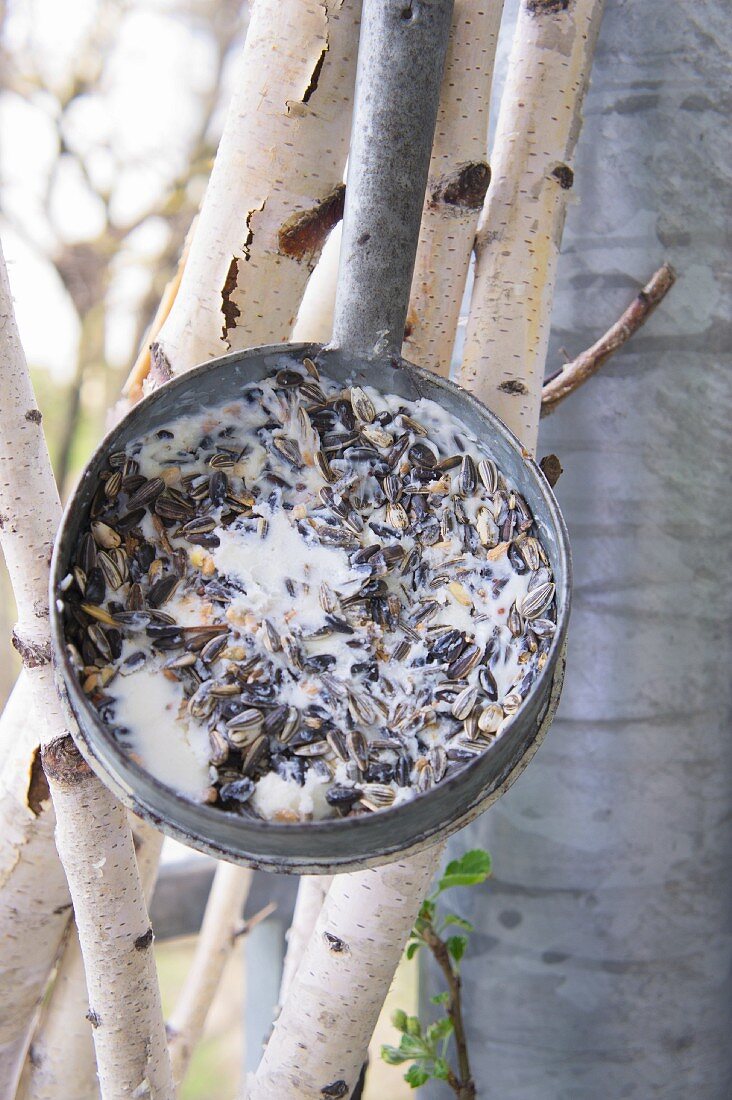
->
[329,0,454,359]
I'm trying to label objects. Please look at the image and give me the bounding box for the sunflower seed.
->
[350,385,376,424]
[451,684,479,720]
[478,458,498,494]
[91,521,120,549]
[517,582,555,620]
[126,477,165,512]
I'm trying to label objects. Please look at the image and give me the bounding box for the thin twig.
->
[541,263,676,415]
[234,900,277,940]
[421,925,474,1100]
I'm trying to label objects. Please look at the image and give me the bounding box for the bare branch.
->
[167,862,252,1086]
[541,263,676,415]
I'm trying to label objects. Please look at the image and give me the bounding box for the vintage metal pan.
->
[50,0,571,874]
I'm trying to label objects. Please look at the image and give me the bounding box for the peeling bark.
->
[153,0,362,375]
[278,184,346,263]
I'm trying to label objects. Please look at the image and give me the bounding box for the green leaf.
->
[406,941,422,961]
[399,1034,430,1059]
[426,1017,454,1044]
[433,1057,451,1080]
[381,1044,409,1065]
[430,991,450,1006]
[446,935,468,962]
[419,898,436,921]
[405,1016,422,1037]
[442,914,474,932]
[391,1009,408,1032]
[404,1065,431,1088]
[438,849,491,891]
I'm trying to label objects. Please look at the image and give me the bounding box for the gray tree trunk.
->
[425,1,732,1096]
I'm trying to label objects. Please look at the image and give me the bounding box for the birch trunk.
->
[151,0,361,382]
[250,847,440,1099]
[457,0,606,445]
[167,862,253,1086]
[15,823,164,1100]
[403,0,503,375]
[0,242,173,1100]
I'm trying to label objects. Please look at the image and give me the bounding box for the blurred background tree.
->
[0,0,247,707]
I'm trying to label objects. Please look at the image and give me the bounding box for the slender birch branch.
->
[250,847,441,1099]
[404,0,504,375]
[0,242,173,1100]
[150,0,361,381]
[0,242,71,1097]
[42,740,173,1100]
[15,822,164,1100]
[457,0,606,446]
[278,876,333,1006]
[540,262,676,415]
[167,862,253,1086]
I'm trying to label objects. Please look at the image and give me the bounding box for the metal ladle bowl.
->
[49,0,571,875]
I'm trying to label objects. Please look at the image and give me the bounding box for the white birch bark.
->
[0,242,173,1100]
[404,0,504,375]
[0,248,72,1098]
[291,223,342,344]
[151,0,362,381]
[457,0,606,445]
[15,822,164,1100]
[249,847,440,1099]
[42,742,172,1100]
[0,676,71,1100]
[278,876,333,1005]
[167,862,253,1086]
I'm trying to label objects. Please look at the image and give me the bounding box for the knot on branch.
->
[323,931,349,953]
[321,1081,348,1098]
[134,927,154,951]
[27,746,51,816]
[11,630,52,668]
[539,454,563,488]
[552,164,574,190]
[149,343,173,388]
[498,379,529,396]
[526,0,571,15]
[278,184,346,263]
[42,735,93,786]
[430,162,491,211]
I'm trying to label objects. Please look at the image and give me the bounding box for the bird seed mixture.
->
[59,357,557,822]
